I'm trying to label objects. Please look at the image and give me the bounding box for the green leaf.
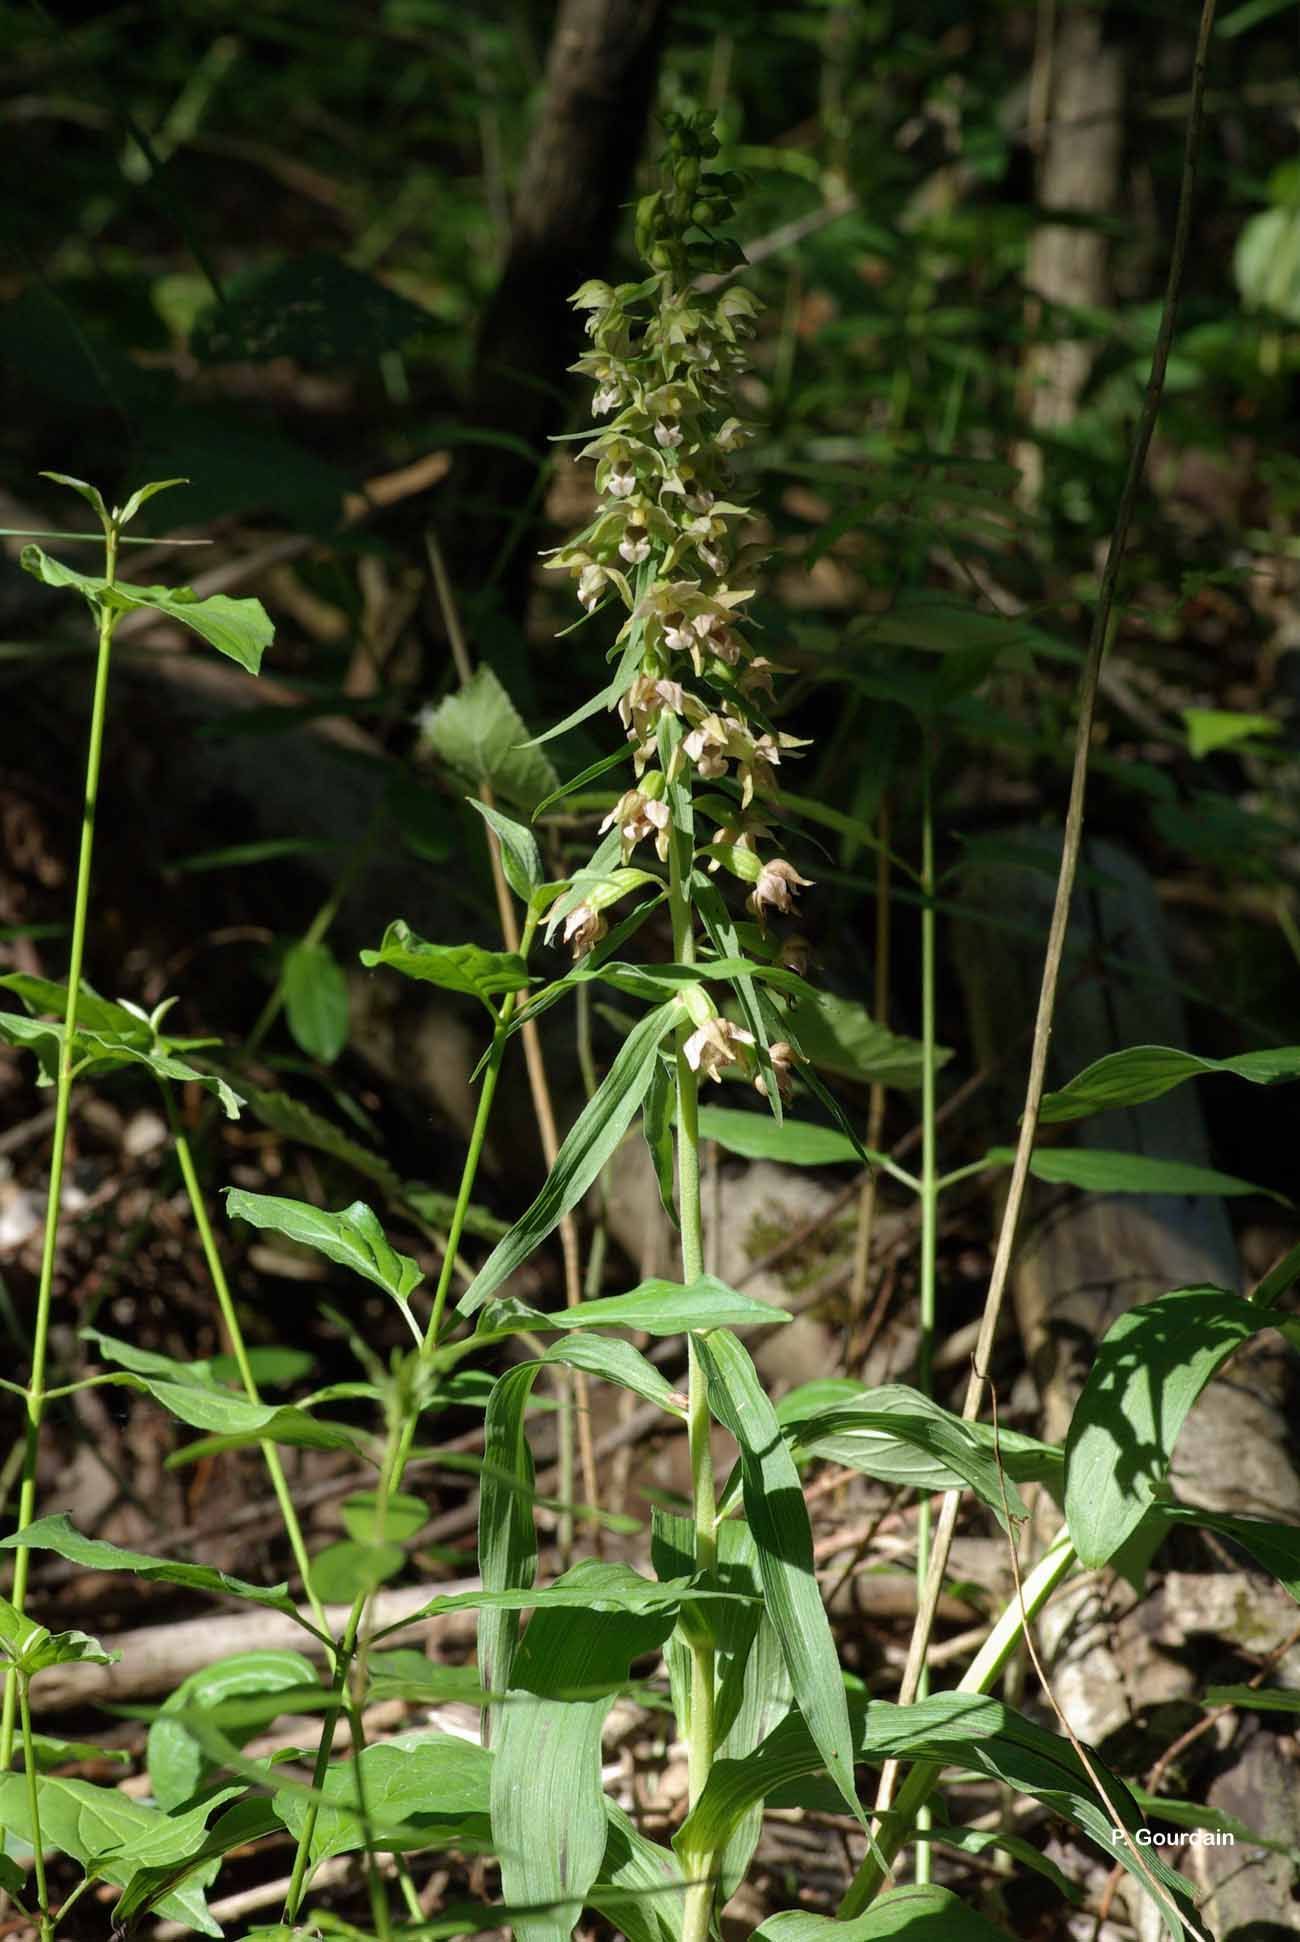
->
[1160,1506,1300,1602]
[592,1799,686,1942]
[224,1190,423,1335]
[0,972,145,1038]
[476,1274,788,1338]
[981,1144,1285,1203]
[20,545,272,672]
[115,477,189,527]
[534,1334,684,1417]
[788,1387,1028,1531]
[283,941,349,1064]
[0,1514,309,1628]
[0,1595,118,1678]
[309,1539,406,1603]
[1182,707,1281,760]
[359,920,530,1006]
[492,1560,679,1942]
[785,990,942,1090]
[692,1330,861,1825]
[459,1001,679,1315]
[698,1105,860,1166]
[1065,1287,1279,1566]
[271,1730,492,1864]
[467,799,543,903]
[0,1006,244,1118]
[1202,1684,1300,1713]
[148,1650,317,1812]
[1040,1044,1300,1125]
[341,1491,427,1544]
[192,252,438,364]
[0,1771,237,1933]
[642,1052,679,1228]
[421,665,559,812]
[40,470,107,521]
[753,1886,1019,1941]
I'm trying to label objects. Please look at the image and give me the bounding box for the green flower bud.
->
[675,157,700,193]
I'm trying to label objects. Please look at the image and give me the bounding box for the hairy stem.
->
[1,526,118,1769]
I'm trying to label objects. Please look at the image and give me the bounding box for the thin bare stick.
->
[427,535,599,1547]
[883,0,1218,1746]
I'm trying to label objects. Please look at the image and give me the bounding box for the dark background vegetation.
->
[2,0,1300,1930]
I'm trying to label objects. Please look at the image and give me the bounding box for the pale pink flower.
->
[747,858,813,925]
[578,564,607,613]
[600,788,671,861]
[662,614,695,653]
[563,903,608,957]
[683,1017,755,1083]
[593,385,621,417]
[754,1040,798,1103]
[654,419,683,449]
[607,464,637,499]
[619,525,650,564]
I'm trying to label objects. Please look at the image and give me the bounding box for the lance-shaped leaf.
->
[693,1330,861,1824]
[1064,1286,1282,1567]
[0,973,145,1039]
[460,1000,679,1315]
[681,1691,1191,1939]
[698,1105,861,1166]
[475,1274,787,1341]
[360,920,530,1006]
[787,1386,1028,1531]
[21,544,272,672]
[468,799,543,903]
[1040,1042,1300,1125]
[224,1190,422,1336]
[753,1886,1023,1941]
[0,1515,313,1630]
[82,1331,359,1459]
[978,1143,1285,1203]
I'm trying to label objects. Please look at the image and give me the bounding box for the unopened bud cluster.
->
[548,117,813,1105]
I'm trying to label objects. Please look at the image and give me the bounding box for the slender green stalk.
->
[670,825,718,1942]
[912,746,937,1883]
[166,1089,331,1640]
[281,911,539,1922]
[18,1679,50,1940]
[840,1529,1077,1913]
[1,526,119,1770]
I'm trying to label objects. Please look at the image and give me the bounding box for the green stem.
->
[839,1529,1077,1914]
[669,827,717,1942]
[280,912,538,1926]
[18,1679,50,1939]
[167,1090,332,1641]
[1,527,118,1770]
[913,744,937,1883]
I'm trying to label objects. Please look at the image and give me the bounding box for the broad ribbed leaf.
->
[492,1561,678,1942]
[980,1143,1284,1203]
[476,1275,787,1339]
[754,1886,1025,1940]
[698,1105,860,1166]
[1040,1043,1300,1125]
[693,1330,860,1822]
[1064,1287,1276,1566]
[460,1001,679,1315]
[788,1386,1027,1531]
[593,1801,685,1942]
